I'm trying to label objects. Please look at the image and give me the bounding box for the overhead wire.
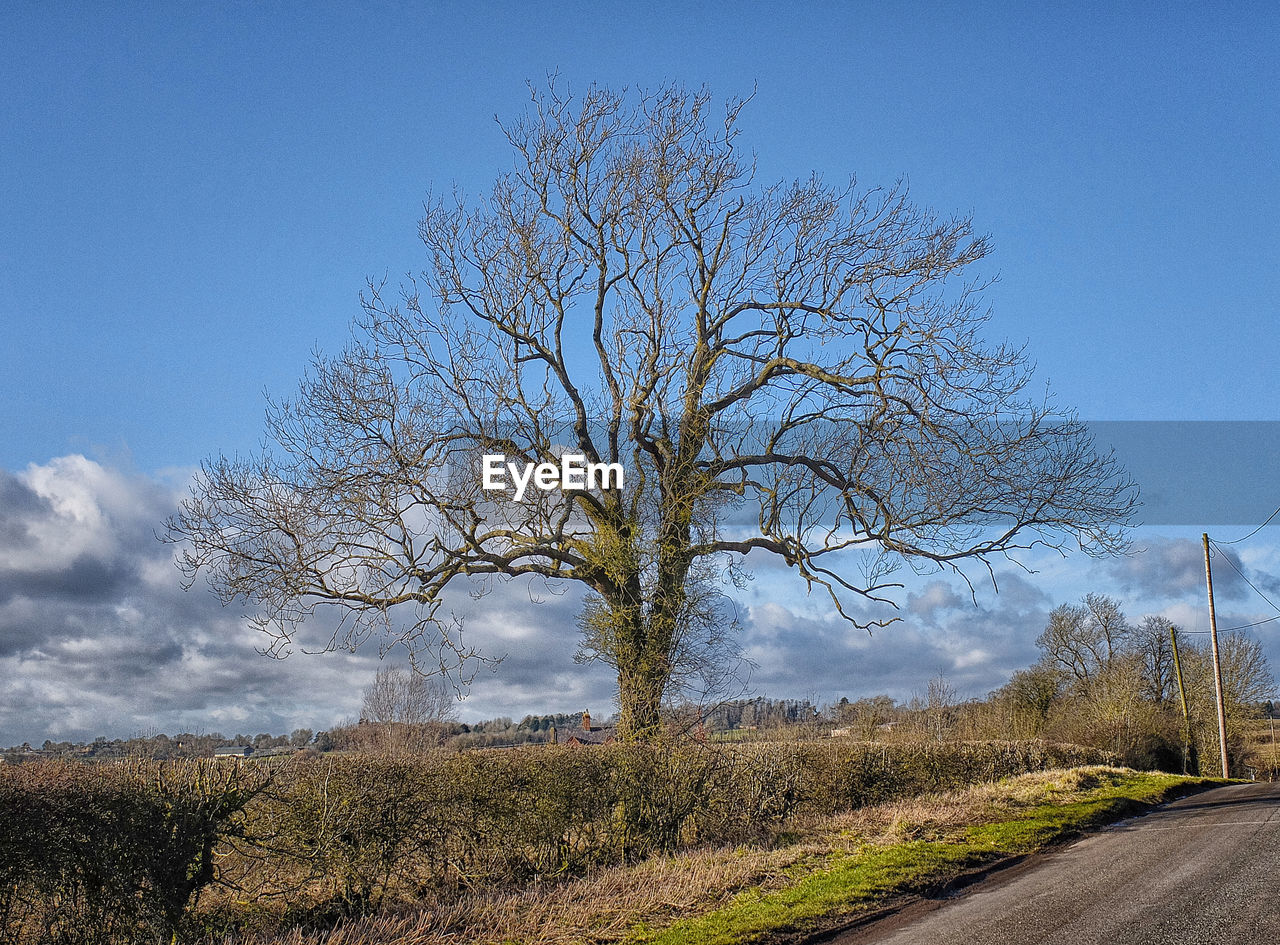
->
[1218,503,1280,545]
[1221,614,1280,632]
[1208,538,1280,617]
[1180,614,1280,634]
[1175,503,1280,633]
[1188,536,1280,633]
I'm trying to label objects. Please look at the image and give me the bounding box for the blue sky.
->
[2,3,1279,745]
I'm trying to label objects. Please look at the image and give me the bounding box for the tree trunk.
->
[617,665,666,740]
[606,593,668,740]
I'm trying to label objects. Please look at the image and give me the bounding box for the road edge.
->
[796,776,1233,945]
[625,771,1230,945]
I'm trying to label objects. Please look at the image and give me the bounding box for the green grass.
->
[625,770,1225,945]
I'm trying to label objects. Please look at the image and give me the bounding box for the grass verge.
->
[624,768,1225,945]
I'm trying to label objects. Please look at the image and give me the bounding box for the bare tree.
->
[1178,632,1273,772]
[1037,604,1089,682]
[921,672,958,740]
[357,666,456,754]
[1134,614,1176,704]
[1036,594,1132,684]
[1220,634,1274,709]
[361,666,456,726]
[168,82,1135,739]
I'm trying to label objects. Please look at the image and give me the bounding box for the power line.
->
[1208,538,1280,617]
[1222,614,1280,632]
[1219,503,1280,545]
[1181,614,1280,633]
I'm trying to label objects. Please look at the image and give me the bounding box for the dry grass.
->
[219,844,791,945]
[824,765,1113,844]
[220,766,1140,945]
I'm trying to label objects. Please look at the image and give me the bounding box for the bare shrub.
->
[0,759,263,945]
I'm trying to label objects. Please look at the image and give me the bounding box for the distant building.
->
[213,745,253,759]
[561,709,616,746]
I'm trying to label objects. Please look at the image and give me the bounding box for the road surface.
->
[837,781,1280,945]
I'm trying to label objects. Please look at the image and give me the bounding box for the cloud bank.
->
[2,455,1278,746]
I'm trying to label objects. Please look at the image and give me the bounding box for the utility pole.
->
[1270,714,1276,780]
[1203,533,1231,778]
[1169,625,1193,775]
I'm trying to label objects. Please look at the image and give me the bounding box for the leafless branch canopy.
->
[168,82,1136,734]
[362,666,456,726]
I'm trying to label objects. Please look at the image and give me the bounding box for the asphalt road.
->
[838,781,1280,945]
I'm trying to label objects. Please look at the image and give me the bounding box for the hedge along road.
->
[840,781,1280,945]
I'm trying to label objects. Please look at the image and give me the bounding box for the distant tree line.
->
[806,594,1277,776]
[2,729,319,764]
[7,597,1273,773]
[2,714,607,762]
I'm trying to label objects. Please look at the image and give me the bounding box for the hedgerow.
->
[0,739,1111,942]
